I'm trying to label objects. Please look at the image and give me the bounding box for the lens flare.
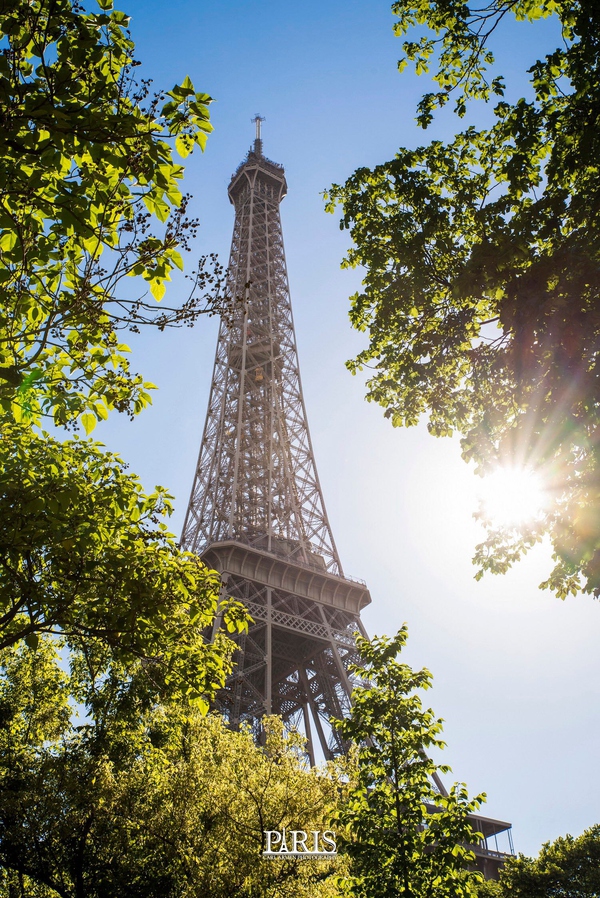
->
[478,466,548,528]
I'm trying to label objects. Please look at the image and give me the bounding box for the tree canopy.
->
[0,422,246,702]
[334,626,484,898]
[326,0,600,598]
[0,0,247,704]
[0,0,225,433]
[477,824,600,897]
[0,639,346,898]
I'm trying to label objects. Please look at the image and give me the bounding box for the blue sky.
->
[94,0,600,857]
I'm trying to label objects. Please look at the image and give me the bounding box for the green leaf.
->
[194,131,208,152]
[190,695,209,715]
[80,412,97,435]
[176,134,193,159]
[11,399,23,423]
[168,250,184,271]
[24,633,40,650]
[150,279,166,301]
[0,0,219,427]
[94,402,109,421]
[0,230,17,251]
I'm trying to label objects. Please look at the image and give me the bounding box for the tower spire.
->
[252,113,265,157]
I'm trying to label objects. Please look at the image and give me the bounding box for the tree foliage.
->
[0,0,225,432]
[0,422,246,702]
[0,0,246,701]
[334,626,484,898]
[0,639,346,898]
[326,0,600,597]
[476,824,600,897]
[0,0,250,712]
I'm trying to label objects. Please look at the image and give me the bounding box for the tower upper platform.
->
[228,146,288,206]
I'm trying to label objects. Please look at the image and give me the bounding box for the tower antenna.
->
[251,113,265,156]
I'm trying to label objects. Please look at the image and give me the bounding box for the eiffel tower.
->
[181,121,513,878]
[181,118,370,763]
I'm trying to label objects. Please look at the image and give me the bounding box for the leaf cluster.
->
[0,422,247,703]
[0,0,227,432]
[326,0,600,597]
[392,0,566,126]
[476,824,600,897]
[334,627,485,898]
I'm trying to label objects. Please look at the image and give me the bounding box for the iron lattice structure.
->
[181,126,513,876]
[181,125,370,762]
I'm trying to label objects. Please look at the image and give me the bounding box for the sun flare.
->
[478,466,548,528]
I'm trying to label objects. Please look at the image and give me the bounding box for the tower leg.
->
[300,666,334,761]
[302,701,316,767]
[265,587,272,714]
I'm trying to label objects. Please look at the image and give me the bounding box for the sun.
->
[478,466,548,528]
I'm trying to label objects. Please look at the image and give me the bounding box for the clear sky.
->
[94,0,600,858]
